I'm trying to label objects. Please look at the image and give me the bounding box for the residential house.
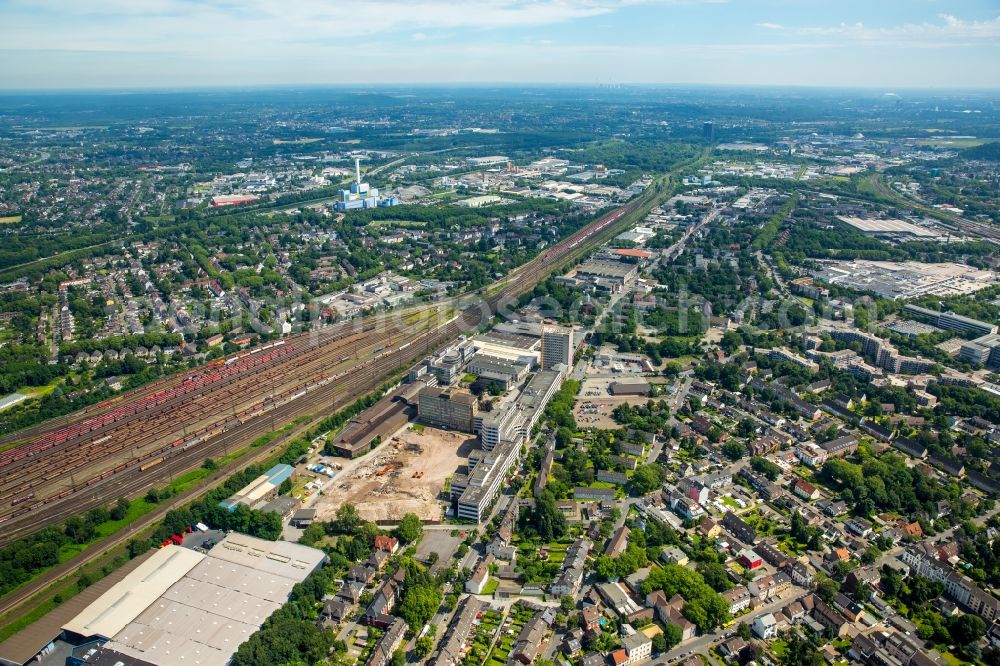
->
[752,613,778,640]
[783,560,816,587]
[598,469,629,485]
[697,517,721,539]
[374,535,399,554]
[845,517,873,538]
[670,494,706,521]
[793,478,820,501]
[622,632,652,665]
[811,596,851,637]
[756,542,789,568]
[739,549,763,570]
[363,577,401,626]
[723,585,752,616]
[722,511,758,545]
[466,559,492,594]
[365,617,407,666]
[606,526,631,557]
[319,598,352,627]
[660,546,689,566]
[338,581,366,604]
[347,563,378,585]
[510,611,553,664]
[581,605,603,633]
[652,593,696,641]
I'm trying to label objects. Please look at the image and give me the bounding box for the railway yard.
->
[0,191,652,545]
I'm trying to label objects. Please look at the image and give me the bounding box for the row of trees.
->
[0,498,127,597]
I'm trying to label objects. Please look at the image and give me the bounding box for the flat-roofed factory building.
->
[61,533,326,666]
[330,383,421,458]
[572,258,638,291]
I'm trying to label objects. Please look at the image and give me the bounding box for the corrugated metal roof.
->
[62,546,204,639]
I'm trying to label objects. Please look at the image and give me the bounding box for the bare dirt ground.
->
[313,424,473,522]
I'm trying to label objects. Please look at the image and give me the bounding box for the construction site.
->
[314,424,473,523]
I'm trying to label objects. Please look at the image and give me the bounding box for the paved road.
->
[659,206,722,266]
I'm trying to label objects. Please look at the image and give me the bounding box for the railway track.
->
[0,313,449,532]
[869,174,1000,244]
[0,190,652,544]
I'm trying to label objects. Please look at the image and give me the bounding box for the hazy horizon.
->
[1,0,998,90]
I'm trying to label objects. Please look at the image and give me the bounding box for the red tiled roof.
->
[613,248,653,259]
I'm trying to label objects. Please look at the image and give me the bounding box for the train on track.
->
[0,198,642,534]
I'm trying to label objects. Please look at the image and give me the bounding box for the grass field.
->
[272,137,323,145]
[915,138,987,148]
[0,215,21,224]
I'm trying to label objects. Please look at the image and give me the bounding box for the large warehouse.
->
[61,533,326,666]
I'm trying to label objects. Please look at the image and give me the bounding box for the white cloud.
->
[793,13,1000,46]
[0,0,738,54]
[757,22,784,30]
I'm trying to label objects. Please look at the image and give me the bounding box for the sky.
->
[0,0,998,90]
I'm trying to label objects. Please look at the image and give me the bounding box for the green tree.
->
[334,503,362,534]
[662,622,683,650]
[949,614,985,646]
[697,561,732,592]
[750,456,781,481]
[737,621,752,640]
[396,513,424,544]
[815,575,839,603]
[519,489,567,541]
[398,584,442,632]
[631,463,665,494]
[722,441,746,461]
[780,632,824,666]
[110,496,130,521]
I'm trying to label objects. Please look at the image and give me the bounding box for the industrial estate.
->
[0,80,999,666]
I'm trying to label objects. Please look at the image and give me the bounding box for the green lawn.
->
[939,652,964,666]
[544,541,570,565]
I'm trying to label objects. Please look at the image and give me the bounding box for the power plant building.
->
[334,158,398,211]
